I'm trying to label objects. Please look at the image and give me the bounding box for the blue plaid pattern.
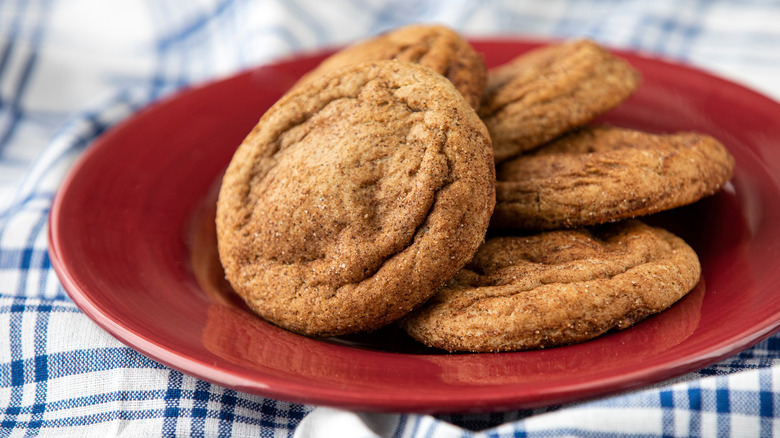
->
[2,0,780,436]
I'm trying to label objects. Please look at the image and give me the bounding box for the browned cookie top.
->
[295,24,486,109]
[216,60,495,337]
[492,125,735,230]
[401,220,701,352]
[479,39,641,162]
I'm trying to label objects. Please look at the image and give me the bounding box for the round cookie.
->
[491,125,735,230]
[479,39,641,163]
[294,24,486,109]
[216,60,496,337]
[401,220,702,352]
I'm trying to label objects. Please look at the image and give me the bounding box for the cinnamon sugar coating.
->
[492,125,735,230]
[216,60,495,337]
[295,24,486,109]
[402,220,701,352]
[479,39,641,162]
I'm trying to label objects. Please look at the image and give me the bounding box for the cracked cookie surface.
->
[479,39,641,162]
[401,220,701,352]
[294,24,486,110]
[492,125,735,230]
[216,60,495,337]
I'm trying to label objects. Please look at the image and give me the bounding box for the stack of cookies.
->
[216,25,735,352]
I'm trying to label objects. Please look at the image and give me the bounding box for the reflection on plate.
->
[49,39,780,413]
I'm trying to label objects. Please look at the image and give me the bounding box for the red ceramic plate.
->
[49,39,780,413]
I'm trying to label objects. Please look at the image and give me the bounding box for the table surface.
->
[2,1,780,437]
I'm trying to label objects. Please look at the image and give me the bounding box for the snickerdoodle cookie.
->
[294,24,486,109]
[479,39,641,162]
[401,220,701,352]
[216,60,495,337]
[491,125,735,230]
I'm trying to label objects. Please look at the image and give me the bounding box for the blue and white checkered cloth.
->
[2,1,780,436]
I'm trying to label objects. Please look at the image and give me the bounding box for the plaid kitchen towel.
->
[2,0,780,437]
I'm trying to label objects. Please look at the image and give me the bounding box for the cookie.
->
[216,60,496,337]
[401,220,701,352]
[479,39,641,162]
[294,24,486,109]
[491,125,735,230]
